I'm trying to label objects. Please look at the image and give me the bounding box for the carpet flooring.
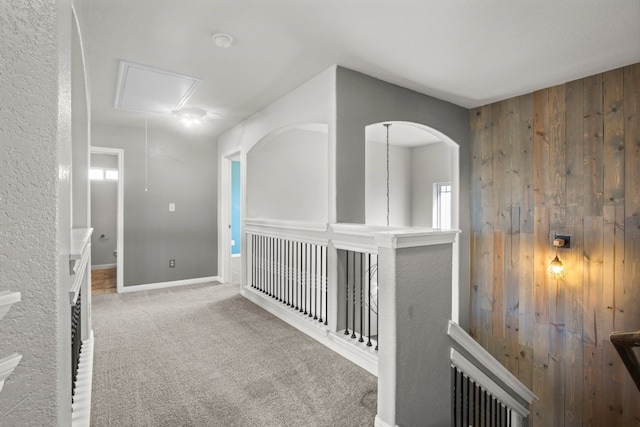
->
[90,282,377,426]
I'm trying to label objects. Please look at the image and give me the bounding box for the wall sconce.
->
[549,234,570,279]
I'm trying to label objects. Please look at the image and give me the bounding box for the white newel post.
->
[374,230,458,427]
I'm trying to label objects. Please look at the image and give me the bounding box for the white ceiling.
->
[77,0,640,139]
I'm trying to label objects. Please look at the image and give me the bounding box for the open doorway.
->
[220,148,242,285]
[230,158,241,285]
[90,147,124,293]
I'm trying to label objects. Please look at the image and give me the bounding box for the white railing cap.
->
[375,229,459,249]
[448,321,537,405]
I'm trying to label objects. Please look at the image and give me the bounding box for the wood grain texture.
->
[469,63,640,427]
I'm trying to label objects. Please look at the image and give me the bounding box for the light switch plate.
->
[169,203,175,212]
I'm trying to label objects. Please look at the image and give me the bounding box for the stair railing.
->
[610,330,640,392]
[448,321,537,427]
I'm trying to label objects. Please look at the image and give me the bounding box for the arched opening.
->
[365,121,461,322]
[246,123,329,222]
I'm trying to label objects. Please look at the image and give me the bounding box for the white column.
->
[375,230,457,427]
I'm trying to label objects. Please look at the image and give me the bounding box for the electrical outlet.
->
[169,259,175,268]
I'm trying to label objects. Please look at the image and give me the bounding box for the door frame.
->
[219,147,242,284]
[90,146,124,292]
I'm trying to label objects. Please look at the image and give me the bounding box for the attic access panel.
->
[114,61,201,114]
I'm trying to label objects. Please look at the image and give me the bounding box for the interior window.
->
[433,182,451,230]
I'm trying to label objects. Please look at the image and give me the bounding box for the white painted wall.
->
[0,1,74,425]
[247,128,328,222]
[365,141,411,226]
[217,66,335,283]
[410,142,452,227]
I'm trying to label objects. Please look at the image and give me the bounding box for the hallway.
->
[90,281,377,426]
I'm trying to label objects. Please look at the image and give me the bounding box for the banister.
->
[448,321,537,407]
[610,330,640,392]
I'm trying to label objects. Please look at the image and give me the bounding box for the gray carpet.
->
[90,282,377,426]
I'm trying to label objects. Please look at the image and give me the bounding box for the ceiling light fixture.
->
[212,33,233,48]
[172,107,207,127]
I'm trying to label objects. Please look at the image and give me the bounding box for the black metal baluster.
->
[318,245,323,323]
[313,245,318,320]
[297,240,302,310]
[272,237,277,299]
[351,251,356,339]
[285,240,290,306]
[374,253,378,351]
[258,235,262,292]
[367,253,372,347]
[358,252,364,342]
[267,236,271,296]
[345,250,350,335]
[323,246,328,325]
[250,234,254,288]
[471,380,476,427]
[451,367,457,427]
[279,238,283,302]
[273,237,277,299]
[464,374,469,427]
[308,243,312,317]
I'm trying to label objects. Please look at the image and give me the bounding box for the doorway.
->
[220,148,242,285]
[90,147,124,293]
[230,159,241,285]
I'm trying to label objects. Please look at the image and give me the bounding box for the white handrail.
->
[448,321,537,408]
[0,291,21,321]
[0,353,22,393]
[69,228,93,305]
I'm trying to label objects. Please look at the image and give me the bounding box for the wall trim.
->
[241,286,378,376]
[91,263,116,270]
[374,415,396,427]
[119,276,220,293]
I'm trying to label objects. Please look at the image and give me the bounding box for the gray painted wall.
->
[246,128,328,222]
[0,1,74,425]
[92,124,218,287]
[90,154,118,266]
[335,67,471,329]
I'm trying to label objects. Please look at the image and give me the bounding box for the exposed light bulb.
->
[548,255,565,279]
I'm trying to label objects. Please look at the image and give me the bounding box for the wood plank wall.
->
[469,63,640,427]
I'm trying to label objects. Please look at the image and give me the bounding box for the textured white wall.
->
[0,1,73,425]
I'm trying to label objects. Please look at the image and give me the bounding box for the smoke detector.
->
[212,33,233,48]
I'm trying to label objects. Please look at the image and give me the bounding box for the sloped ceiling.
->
[77,0,640,137]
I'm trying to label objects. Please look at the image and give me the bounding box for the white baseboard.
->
[91,263,116,270]
[241,287,378,376]
[72,330,94,427]
[118,276,220,293]
[374,415,397,427]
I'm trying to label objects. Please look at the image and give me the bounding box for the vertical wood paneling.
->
[470,63,640,427]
